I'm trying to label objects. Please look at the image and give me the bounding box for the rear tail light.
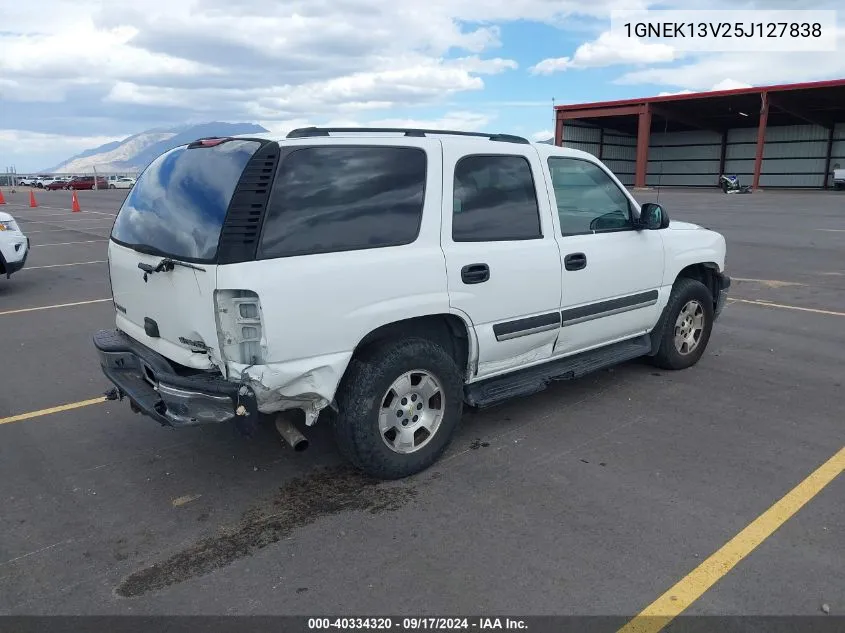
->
[214,290,265,365]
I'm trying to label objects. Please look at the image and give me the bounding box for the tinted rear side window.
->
[452,155,542,242]
[111,139,261,262]
[258,146,426,259]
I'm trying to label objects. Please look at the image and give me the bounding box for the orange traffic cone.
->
[71,190,81,213]
[29,190,38,207]
[0,189,6,205]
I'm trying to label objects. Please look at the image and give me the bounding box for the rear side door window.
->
[548,158,633,236]
[452,155,542,242]
[258,146,427,259]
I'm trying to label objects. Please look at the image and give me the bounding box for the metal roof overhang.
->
[556,78,845,134]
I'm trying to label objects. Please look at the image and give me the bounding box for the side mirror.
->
[637,202,670,230]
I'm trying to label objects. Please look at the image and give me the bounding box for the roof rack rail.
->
[285,127,530,144]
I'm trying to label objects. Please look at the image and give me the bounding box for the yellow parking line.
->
[733,298,845,317]
[0,397,107,426]
[618,446,845,633]
[0,298,112,316]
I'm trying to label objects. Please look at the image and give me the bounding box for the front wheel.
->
[651,278,715,370]
[334,338,464,479]
[109,184,116,189]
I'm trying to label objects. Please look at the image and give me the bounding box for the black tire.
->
[109,184,116,189]
[651,278,715,370]
[333,337,464,480]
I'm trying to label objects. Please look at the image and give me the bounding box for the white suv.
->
[94,128,730,479]
[0,211,29,278]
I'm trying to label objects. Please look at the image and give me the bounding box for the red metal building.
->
[554,79,845,190]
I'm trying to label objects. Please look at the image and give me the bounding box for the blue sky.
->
[2,0,843,171]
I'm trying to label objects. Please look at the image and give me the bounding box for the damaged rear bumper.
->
[93,329,258,429]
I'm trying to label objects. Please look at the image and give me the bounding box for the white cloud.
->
[532,130,553,140]
[1,0,534,123]
[656,80,752,96]
[710,79,753,92]
[0,129,128,172]
[1,23,219,80]
[4,0,844,171]
[103,54,519,121]
[0,129,125,153]
[530,30,676,74]
[618,27,845,90]
[257,112,496,138]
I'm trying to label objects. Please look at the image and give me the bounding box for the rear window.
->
[111,139,261,262]
[257,146,427,259]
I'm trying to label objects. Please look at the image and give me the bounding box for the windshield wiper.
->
[139,258,206,282]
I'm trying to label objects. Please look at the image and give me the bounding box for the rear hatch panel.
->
[108,138,267,369]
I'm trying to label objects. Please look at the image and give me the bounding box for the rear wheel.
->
[109,184,116,189]
[334,338,464,479]
[651,278,714,370]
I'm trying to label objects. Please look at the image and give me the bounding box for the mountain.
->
[48,122,269,173]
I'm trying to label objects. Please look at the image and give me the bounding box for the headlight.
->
[0,221,14,231]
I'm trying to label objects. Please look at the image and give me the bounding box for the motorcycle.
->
[719,174,752,194]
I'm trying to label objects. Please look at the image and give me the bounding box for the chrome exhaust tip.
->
[274,413,309,452]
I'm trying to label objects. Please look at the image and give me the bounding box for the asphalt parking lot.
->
[0,187,842,624]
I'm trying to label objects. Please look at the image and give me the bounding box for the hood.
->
[0,211,14,223]
[668,220,704,231]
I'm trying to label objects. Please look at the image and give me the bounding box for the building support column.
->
[634,104,651,189]
[823,125,835,189]
[718,129,728,183]
[554,115,564,146]
[752,91,769,191]
[598,127,604,160]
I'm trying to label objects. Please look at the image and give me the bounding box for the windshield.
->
[110,139,261,262]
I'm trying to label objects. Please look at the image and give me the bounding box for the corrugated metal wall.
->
[647,130,722,187]
[561,121,636,186]
[724,124,832,188]
[602,131,636,187]
[759,124,829,188]
[561,120,844,190]
[830,122,845,181]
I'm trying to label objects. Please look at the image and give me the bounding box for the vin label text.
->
[610,10,836,52]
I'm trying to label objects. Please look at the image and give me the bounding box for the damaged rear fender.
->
[227,351,353,425]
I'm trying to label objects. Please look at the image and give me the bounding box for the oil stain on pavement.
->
[115,466,418,598]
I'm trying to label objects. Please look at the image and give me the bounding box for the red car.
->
[66,176,108,190]
[44,179,70,190]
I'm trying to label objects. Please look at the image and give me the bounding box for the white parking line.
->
[815,228,845,233]
[1,203,116,217]
[25,227,113,234]
[17,216,115,222]
[0,298,112,317]
[22,260,107,270]
[32,240,107,247]
[733,298,845,317]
